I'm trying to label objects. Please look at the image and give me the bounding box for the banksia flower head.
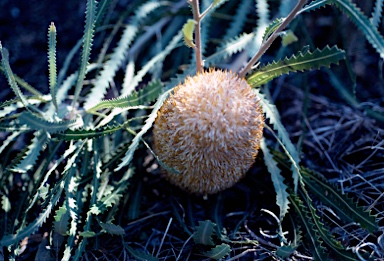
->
[153,69,264,195]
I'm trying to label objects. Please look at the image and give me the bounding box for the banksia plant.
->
[153,69,264,194]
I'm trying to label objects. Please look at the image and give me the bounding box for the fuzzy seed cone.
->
[153,69,264,195]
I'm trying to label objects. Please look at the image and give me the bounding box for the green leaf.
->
[0,183,64,246]
[260,138,289,221]
[18,111,83,134]
[247,45,345,88]
[222,0,253,41]
[87,79,163,113]
[11,131,49,173]
[262,18,284,43]
[54,206,70,235]
[99,221,125,235]
[276,245,297,259]
[290,193,330,261]
[255,90,301,193]
[125,244,159,261]
[370,0,383,27]
[298,189,359,261]
[281,30,298,46]
[115,87,172,171]
[72,0,98,107]
[205,33,255,66]
[54,124,125,141]
[79,231,96,238]
[203,243,231,260]
[301,168,378,233]
[299,0,332,14]
[120,30,182,97]
[193,220,216,246]
[182,19,196,48]
[48,22,58,111]
[332,0,384,59]
[0,44,31,110]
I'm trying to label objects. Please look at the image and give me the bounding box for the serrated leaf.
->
[222,0,253,41]
[193,220,216,246]
[115,87,172,171]
[48,22,58,111]
[370,0,383,27]
[298,189,359,260]
[11,131,49,173]
[53,124,125,141]
[87,79,163,113]
[301,168,378,233]
[247,45,345,88]
[99,221,125,235]
[120,30,182,97]
[276,245,297,259]
[72,0,98,107]
[299,0,332,14]
[182,19,196,48]
[125,244,159,261]
[0,44,30,109]
[79,231,96,238]
[203,243,231,260]
[83,23,138,110]
[0,184,64,246]
[332,0,384,59]
[205,33,254,66]
[290,193,330,261]
[255,90,301,193]
[262,18,284,43]
[54,206,70,235]
[260,138,289,221]
[18,111,83,134]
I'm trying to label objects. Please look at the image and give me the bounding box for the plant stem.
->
[189,0,203,73]
[239,0,307,78]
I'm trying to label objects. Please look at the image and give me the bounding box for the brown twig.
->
[238,0,307,78]
[189,0,203,73]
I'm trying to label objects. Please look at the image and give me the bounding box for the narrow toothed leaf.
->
[18,111,83,133]
[370,0,383,27]
[11,131,49,173]
[0,183,64,246]
[48,22,58,110]
[290,193,330,261]
[203,243,231,260]
[193,220,216,246]
[114,87,171,171]
[87,80,163,113]
[205,33,255,66]
[333,0,384,59]
[53,124,125,141]
[72,0,98,107]
[120,30,182,97]
[247,46,345,88]
[299,0,332,14]
[255,90,301,193]
[260,138,289,221]
[125,244,159,261]
[262,18,284,43]
[99,221,125,235]
[222,0,253,41]
[0,44,31,110]
[84,0,166,110]
[301,168,378,233]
